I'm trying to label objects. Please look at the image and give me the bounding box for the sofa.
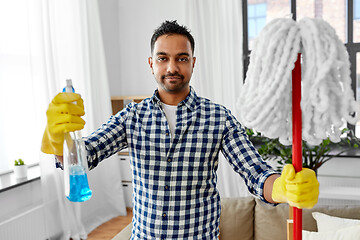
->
[112,197,360,240]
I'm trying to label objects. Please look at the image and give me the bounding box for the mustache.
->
[161,72,184,80]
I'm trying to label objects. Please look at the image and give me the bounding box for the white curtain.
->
[28,0,126,239]
[184,0,251,198]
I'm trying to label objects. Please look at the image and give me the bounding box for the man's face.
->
[148,34,196,94]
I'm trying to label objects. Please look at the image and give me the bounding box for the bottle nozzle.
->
[66,79,73,88]
[63,79,75,93]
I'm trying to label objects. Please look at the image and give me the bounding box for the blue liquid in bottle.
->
[67,165,92,202]
[63,79,92,202]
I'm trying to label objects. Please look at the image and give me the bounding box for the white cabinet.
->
[119,154,132,182]
[122,182,133,208]
[119,152,133,208]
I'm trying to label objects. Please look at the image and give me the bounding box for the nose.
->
[167,59,179,73]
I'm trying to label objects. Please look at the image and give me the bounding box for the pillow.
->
[302,225,360,240]
[220,197,255,240]
[312,212,360,232]
[254,199,289,240]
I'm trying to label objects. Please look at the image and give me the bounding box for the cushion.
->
[302,225,360,240]
[302,205,360,232]
[312,212,360,232]
[254,198,289,240]
[219,197,255,240]
[254,199,360,240]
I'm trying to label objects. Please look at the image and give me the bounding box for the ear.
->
[148,57,154,74]
[192,57,196,69]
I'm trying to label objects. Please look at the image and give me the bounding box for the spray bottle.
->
[63,79,92,202]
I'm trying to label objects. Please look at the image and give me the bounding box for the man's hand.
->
[41,92,85,156]
[272,164,319,209]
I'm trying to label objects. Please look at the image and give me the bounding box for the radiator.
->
[317,175,360,206]
[0,204,47,240]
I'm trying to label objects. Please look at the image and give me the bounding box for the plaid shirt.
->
[84,87,278,239]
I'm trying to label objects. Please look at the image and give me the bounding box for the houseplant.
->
[247,128,360,173]
[14,158,28,179]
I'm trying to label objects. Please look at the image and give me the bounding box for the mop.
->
[237,17,360,240]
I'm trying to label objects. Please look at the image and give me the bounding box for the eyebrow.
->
[155,52,190,57]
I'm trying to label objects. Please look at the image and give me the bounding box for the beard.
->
[157,72,189,93]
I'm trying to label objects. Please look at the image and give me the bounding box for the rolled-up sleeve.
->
[84,103,134,170]
[221,109,279,203]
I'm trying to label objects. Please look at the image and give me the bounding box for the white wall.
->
[97,0,122,96]
[318,157,360,178]
[98,0,189,97]
[317,157,360,205]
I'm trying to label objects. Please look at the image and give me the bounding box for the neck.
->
[158,87,190,106]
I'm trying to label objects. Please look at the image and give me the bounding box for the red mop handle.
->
[292,53,302,240]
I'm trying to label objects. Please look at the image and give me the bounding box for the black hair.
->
[150,20,195,55]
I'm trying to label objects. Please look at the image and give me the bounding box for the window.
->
[243,0,360,137]
[247,0,291,49]
[355,0,360,20]
[354,0,360,42]
[297,0,346,43]
[0,0,41,173]
[243,0,291,81]
[248,3,267,41]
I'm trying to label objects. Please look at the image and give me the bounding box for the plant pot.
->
[14,165,28,179]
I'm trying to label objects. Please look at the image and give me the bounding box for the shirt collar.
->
[151,86,198,111]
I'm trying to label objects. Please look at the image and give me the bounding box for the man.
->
[41,20,319,239]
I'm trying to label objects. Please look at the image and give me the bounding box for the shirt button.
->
[164,185,169,190]
[167,158,171,162]
[162,213,167,217]
[166,132,169,136]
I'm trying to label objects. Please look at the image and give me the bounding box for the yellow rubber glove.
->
[272,164,319,209]
[41,92,85,156]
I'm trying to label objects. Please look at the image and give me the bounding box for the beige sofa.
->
[112,197,360,240]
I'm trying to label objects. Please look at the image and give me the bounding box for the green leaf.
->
[15,159,24,165]
[280,149,286,156]
[285,159,292,164]
[249,127,360,171]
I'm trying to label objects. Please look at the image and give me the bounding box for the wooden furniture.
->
[287,207,293,240]
[111,96,149,116]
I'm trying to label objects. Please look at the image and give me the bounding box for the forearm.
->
[56,155,63,164]
[263,173,281,203]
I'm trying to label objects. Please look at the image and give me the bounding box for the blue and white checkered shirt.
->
[84,87,278,239]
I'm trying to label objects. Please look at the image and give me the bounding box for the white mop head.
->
[237,17,360,146]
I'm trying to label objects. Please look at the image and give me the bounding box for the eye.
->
[178,57,189,62]
[157,57,167,62]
